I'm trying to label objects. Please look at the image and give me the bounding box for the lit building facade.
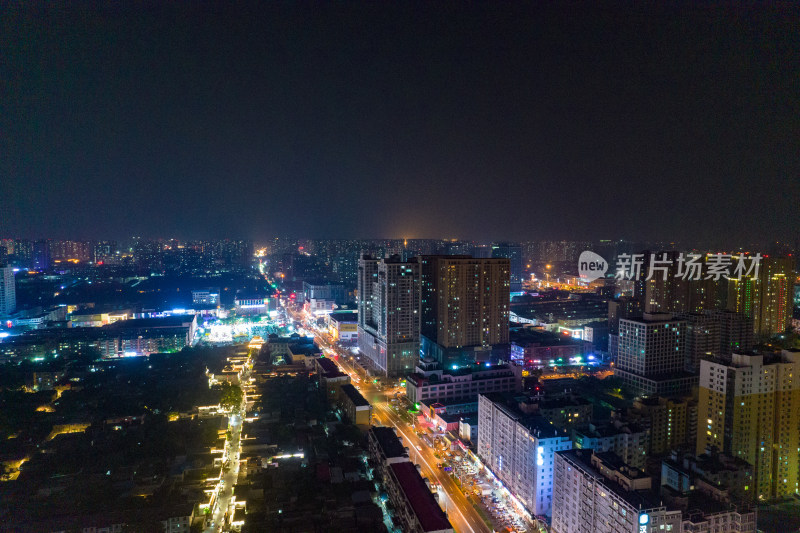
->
[0,266,15,318]
[696,350,800,501]
[726,256,794,338]
[358,255,421,377]
[419,255,510,367]
[477,393,572,516]
[552,449,682,533]
[614,313,696,396]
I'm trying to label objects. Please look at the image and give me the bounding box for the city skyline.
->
[1,4,799,532]
[2,3,799,243]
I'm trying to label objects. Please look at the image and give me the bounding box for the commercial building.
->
[614,313,697,396]
[327,310,358,343]
[477,393,572,516]
[301,281,346,305]
[234,295,273,315]
[405,359,522,404]
[0,265,16,318]
[509,328,584,367]
[696,350,800,501]
[103,314,198,356]
[357,255,421,377]
[726,256,794,338]
[419,255,510,367]
[191,288,220,306]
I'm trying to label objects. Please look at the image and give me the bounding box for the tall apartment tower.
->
[726,256,794,338]
[697,351,800,501]
[614,313,697,396]
[491,242,522,292]
[716,309,754,359]
[419,255,510,367]
[674,309,754,370]
[608,296,643,363]
[634,251,720,314]
[677,312,721,373]
[0,266,16,318]
[357,255,421,377]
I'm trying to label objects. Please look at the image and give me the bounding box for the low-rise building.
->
[367,426,453,533]
[315,357,350,397]
[406,359,522,404]
[386,461,454,533]
[327,310,358,343]
[338,383,372,425]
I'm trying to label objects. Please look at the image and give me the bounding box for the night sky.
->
[1,2,798,244]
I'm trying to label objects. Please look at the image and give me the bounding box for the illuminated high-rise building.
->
[614,313,697,396]
[419,255,510,367]
[32,239,51,270]
[633,251,720,314]
[491,242,522,292]
[726,256,794,338]
[0,266,16,318]
[357,255,420,377]
[697,350,800,501]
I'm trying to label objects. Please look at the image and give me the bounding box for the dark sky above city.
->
[1,2,798,245]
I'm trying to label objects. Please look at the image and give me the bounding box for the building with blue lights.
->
[477,393,572,517]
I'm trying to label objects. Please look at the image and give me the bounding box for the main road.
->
[205,352,252,532]
[284,304,491,533]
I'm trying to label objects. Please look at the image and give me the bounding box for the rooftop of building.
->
[577,420,647,438]
[316,357,340,374]
[532,396,592,410]
[437,411,474,424]
[509,328,583,346]
[340,384,370,408]
[614,368,699,382]
[389,461,452,532]
[370,426,407,459]
[620,312,683,325]
[557,449,664,511]
[593,451,649,479]
[104,314,195,329]
[480,392,569,438]
[420,396,480,409]
[407,361,516,385]
[328,310,358,322]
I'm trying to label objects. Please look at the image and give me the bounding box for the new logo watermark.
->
[578,251,762,282]
[578,251,608,282]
